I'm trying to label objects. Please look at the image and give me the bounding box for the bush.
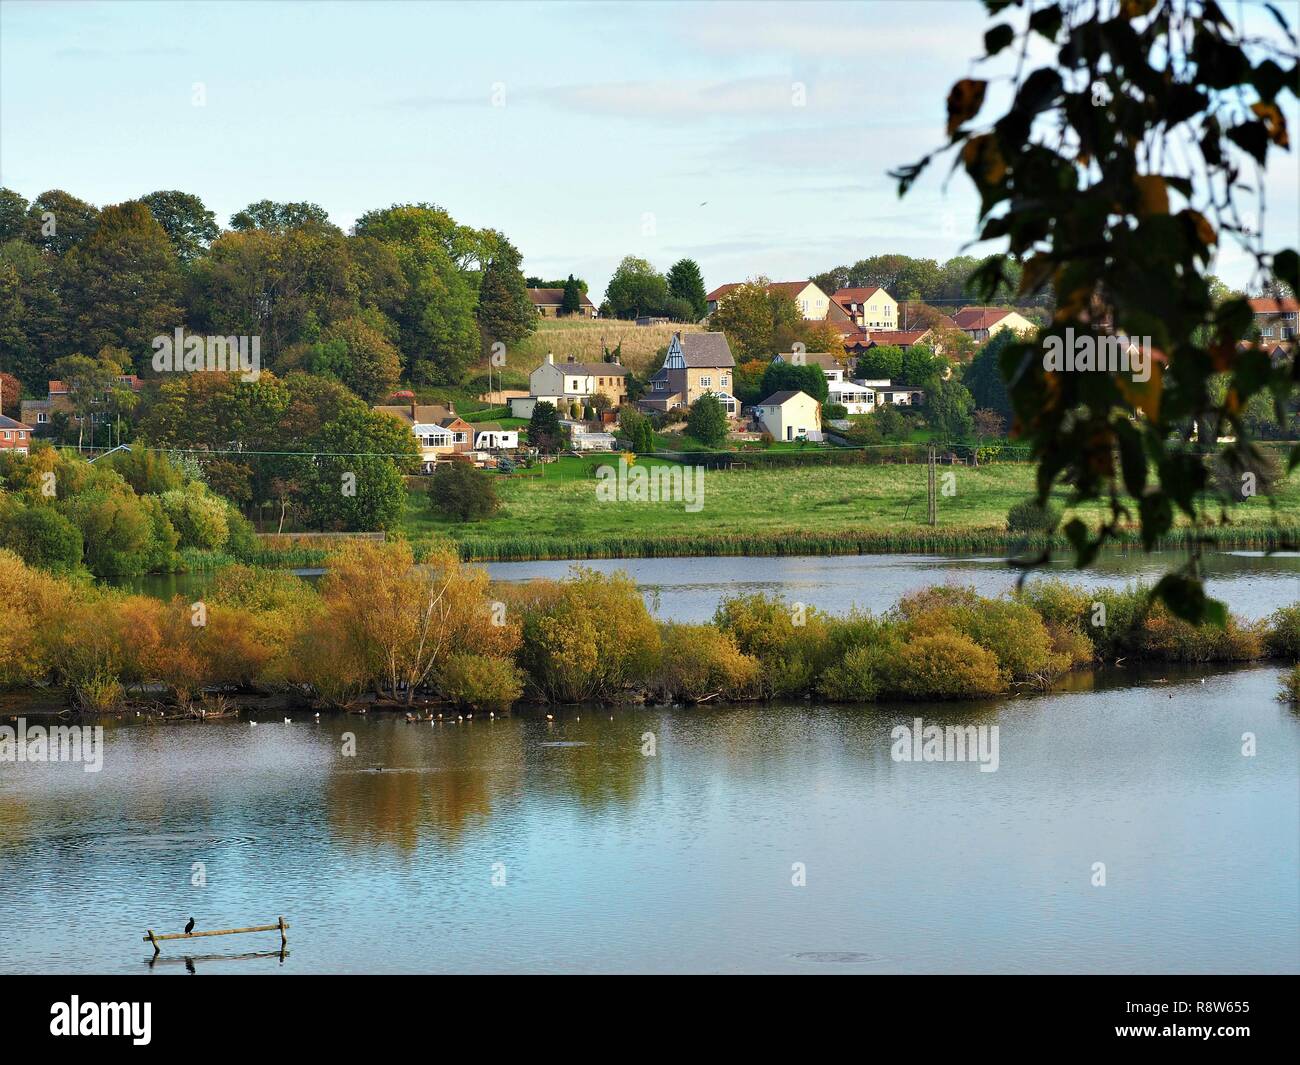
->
[714,592,833,697]
[439,653,524,711]
[880,631,1004,700]
[0,505,83,573]
[655,623,760,701]
[818,644,882,701]
[1280,663,1300,703]
[686,393,729,447]
[1265,605,1300,659]
[160,486,230,549]
[1006,498,1061,533]
[430,461,500,522]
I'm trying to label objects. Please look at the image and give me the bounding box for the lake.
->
[6,550,1295,974]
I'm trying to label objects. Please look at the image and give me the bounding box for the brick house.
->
[0,414,33,454]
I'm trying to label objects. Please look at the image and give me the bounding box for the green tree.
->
[60,201,182,363]
[667,258,708,319]
[561,274,582,316]
[229,200,335,232]
[476,232,536,347]
[925,377,975,440]
[710,278,802,359]
[855,344,904,381]
[895,0,1299,621]
[300,408,416,531]
[686,393,729,447]
[299,314,402,401]
[527,400,566,454]
[605,256,670,319]
[430,461,500,521]
[760,360,829,403]
[139,190,219,263]
[26,190,100,255]
[0,188,28,243]
[963,331,1014,420]
[0,504,83,573]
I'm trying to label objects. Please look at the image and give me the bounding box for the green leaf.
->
[1152,574,1227,627]
[1272,249,1299,294]
[985,23,1016,56]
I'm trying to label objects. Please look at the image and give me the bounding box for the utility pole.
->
[927,445,937,526]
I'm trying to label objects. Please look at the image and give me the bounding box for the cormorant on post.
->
[184,917,195,935]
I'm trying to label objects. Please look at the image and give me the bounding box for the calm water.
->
[0,665,1297,975]
[10,553,1296,974]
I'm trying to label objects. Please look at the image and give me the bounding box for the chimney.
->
[410,400,417,422]
[611,352,620,365]
[546,353,554,364]
[566,355,576,363]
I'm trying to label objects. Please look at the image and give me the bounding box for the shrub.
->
[655,623,760,701]
[439,653,524,711]
[714,592,833,697]
[879,631,1004,700]
[1006,498,1061,533]
[430,461,500,522]
[686,393,729,447]
[160,486,230,549]
[1136,606,1265,662]
[818,644,882,701]
[0,504,83,573]
[1265,605,1300,659]
[1280,663,1300,704]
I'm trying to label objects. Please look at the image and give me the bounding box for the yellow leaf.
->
[1181,208,1217,247]
[1251,102,1290,148]
[1116,358,1163,422]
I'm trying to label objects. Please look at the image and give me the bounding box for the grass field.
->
[402,458,1300,561]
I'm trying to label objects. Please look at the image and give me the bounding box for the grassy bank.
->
[403,458,1300,561]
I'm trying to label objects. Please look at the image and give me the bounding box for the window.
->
[654,380,665,391]
[37,412,47,423]
[3,431,10,439]
[701,376,711,387]
[454,431,467,443]
[720,374,729,386]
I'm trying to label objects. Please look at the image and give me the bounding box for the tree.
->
[605,256,670,319]
[298,314,402,401]
[925,377,975,440]
[0,188,28,243]
[667,258,708,319]
[0,504,83,573]
[527,401,566,454]
[430,461,500,521]
[476,232,536,347]
[26,190,100,255]
[900,343,946,387]
[299,408,417,531]
[760,360,828,403]
[687,393,729,447]
[710,278,802,359]
[894,0,1299,622]
[60,201,182,363]
[855,344,904,381]
[139,190,219,263]
[561,274,582,316]
[973,408,1006,440]
[229,200,335,232]
[963,330,1015,420]
[0,371,19,415]
[50,350,133,448]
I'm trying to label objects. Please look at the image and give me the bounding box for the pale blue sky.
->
[1,0,1295,299]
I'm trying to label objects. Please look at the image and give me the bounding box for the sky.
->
[1,0,1296,301]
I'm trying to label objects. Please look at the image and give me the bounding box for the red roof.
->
[952,307,1016,331]
[863,329,931,347]
[832,286,885,304]
[706,280,814,302]
[1248,297,1299,314]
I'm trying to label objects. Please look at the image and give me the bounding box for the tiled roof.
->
[373,404,455,426]
[678,332,734,367]
[952,307,1015,330]
[832,286,885,304]
[0,414,32,430]
[706,280,813,302]
[863,329,931,346]
[528,287,595,308]
[757,389,812,406]
[550,360,629,376]
[1248,297,1299,313]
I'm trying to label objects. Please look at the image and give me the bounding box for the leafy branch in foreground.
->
[895,0,1298,622]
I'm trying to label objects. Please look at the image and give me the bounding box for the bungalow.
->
[0,414,33,454]
[706,280,846,322]
[951,307,1036,343]
[560,420,618,451]
[20,374,144,430]
[643,331,738,415]
[526,287,597,319]
[826,379,878,415]
[771,351,846,383]
[372,401,475,472]
[473,423,519,451]
[753,389,822,442]
[1249,296,1298,342]
[853,328,935,352]
[847,378,925,407]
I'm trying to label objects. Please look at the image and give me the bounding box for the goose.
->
[545,713,554,721]
[283,717,291,724]
[489,712,495,719]
[249,721,257,727]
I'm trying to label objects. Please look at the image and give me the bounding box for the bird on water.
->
[184,917,195,935]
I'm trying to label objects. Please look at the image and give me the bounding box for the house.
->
[473,424,519,451]
[20,374,144,430]
[526,287,597,319]
[642,331,738,415]
[845,378,926,407]
[853,328,936,352]
[1249,296,1298,342]
[951,307,1036,343]
[826,380,879,414]
[372,401,475,472]
[771,351,846,383]
[527,354,628,408]
[0,414,33,454]
[706,280,843,322]
[831,286,899,331]
[752,389,822,442]
[560,420,618,451]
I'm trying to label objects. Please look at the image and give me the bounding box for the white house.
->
[560,419,617,451]
[527,354,628,406]
[827,380,878,414]
[752,389,822,442]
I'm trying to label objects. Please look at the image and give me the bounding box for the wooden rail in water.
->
[143,917,288,953]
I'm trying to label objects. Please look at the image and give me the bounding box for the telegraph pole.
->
[927,446,937,526]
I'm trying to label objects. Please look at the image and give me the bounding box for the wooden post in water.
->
[142,920,290,953]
